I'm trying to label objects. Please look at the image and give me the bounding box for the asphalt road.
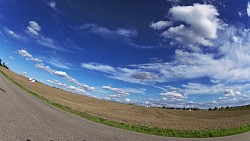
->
[0,73,249,141]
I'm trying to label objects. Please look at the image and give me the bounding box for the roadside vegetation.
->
[0,59,9,69]
[0,63,250,138]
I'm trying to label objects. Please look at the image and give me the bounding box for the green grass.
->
[1,68,250,138]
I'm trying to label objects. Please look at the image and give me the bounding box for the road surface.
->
[0,73,249,141]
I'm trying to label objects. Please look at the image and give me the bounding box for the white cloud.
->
[35,63,94,91]
[150,21,173,30]
[82,26,250,86]
[44,56,72,69]
[79,23,153,49]
[25,21,69,52]
[47,79,66,87]
[18,49,42,62]
[81,62,116,73]
[5,28,19,38]
[102,85,129,100]
[102,86,129,95]
[238,12,243,17]
[125,98,131,103]
[29,21,41,31]
[160,91,186,100]
[80,23,137,38]
[48,1,56,10]
[81,62,160,85]
[27,21,41,35]
[161,4,222,47]
[47,79,88,95]
[247,2,250,17]
[9,56,14,60]
[162,24,213,47]
[166,0,180,3]
[224,89,241,97]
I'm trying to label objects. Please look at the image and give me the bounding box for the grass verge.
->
[1,69,250,138]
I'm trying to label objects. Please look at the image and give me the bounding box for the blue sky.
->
[1,0,250,108]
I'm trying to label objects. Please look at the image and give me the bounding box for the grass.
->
[1,68,250,138]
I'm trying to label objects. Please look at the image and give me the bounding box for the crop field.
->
[1,67,250,134]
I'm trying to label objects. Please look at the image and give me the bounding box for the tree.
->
[214,107,218,111]
[0,59,2,66]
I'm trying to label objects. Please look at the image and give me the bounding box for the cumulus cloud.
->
[27,21,41,35]
[224,89,241,97]
[247,2,250,17]
[160,4,222,48]
[150,21,173,30]
[18,49,42,62]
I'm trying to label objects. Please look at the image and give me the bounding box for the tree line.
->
[0,59,9,69]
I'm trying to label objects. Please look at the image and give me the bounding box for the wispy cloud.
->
[48,1,56,10]
[17,49,94,92]
[9,56,14,60]
[102,85,129,100]
[150,21,173,30]
[78,23,154,49]
[42,51,73,69]
[81,62,159,85]
[35,63,94,91]
[4,28,27,42]
[47,79,88,95]
[17,49,42,62]
[81,62,116,73]
[25,21,69,52]
[247,1,250,17]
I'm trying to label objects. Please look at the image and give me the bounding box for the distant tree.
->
[1,62,9,69]
[0,59,2,66]
[193,107,200,111]
[213,107,218,111]
[208,108,212,111]
[225,106,230,109]
[162,106,166,109]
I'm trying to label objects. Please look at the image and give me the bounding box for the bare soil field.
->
[1,67,250,131]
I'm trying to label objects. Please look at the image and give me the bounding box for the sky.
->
[0,0,250,108]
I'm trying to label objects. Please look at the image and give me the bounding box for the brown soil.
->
[1,67,250,131]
